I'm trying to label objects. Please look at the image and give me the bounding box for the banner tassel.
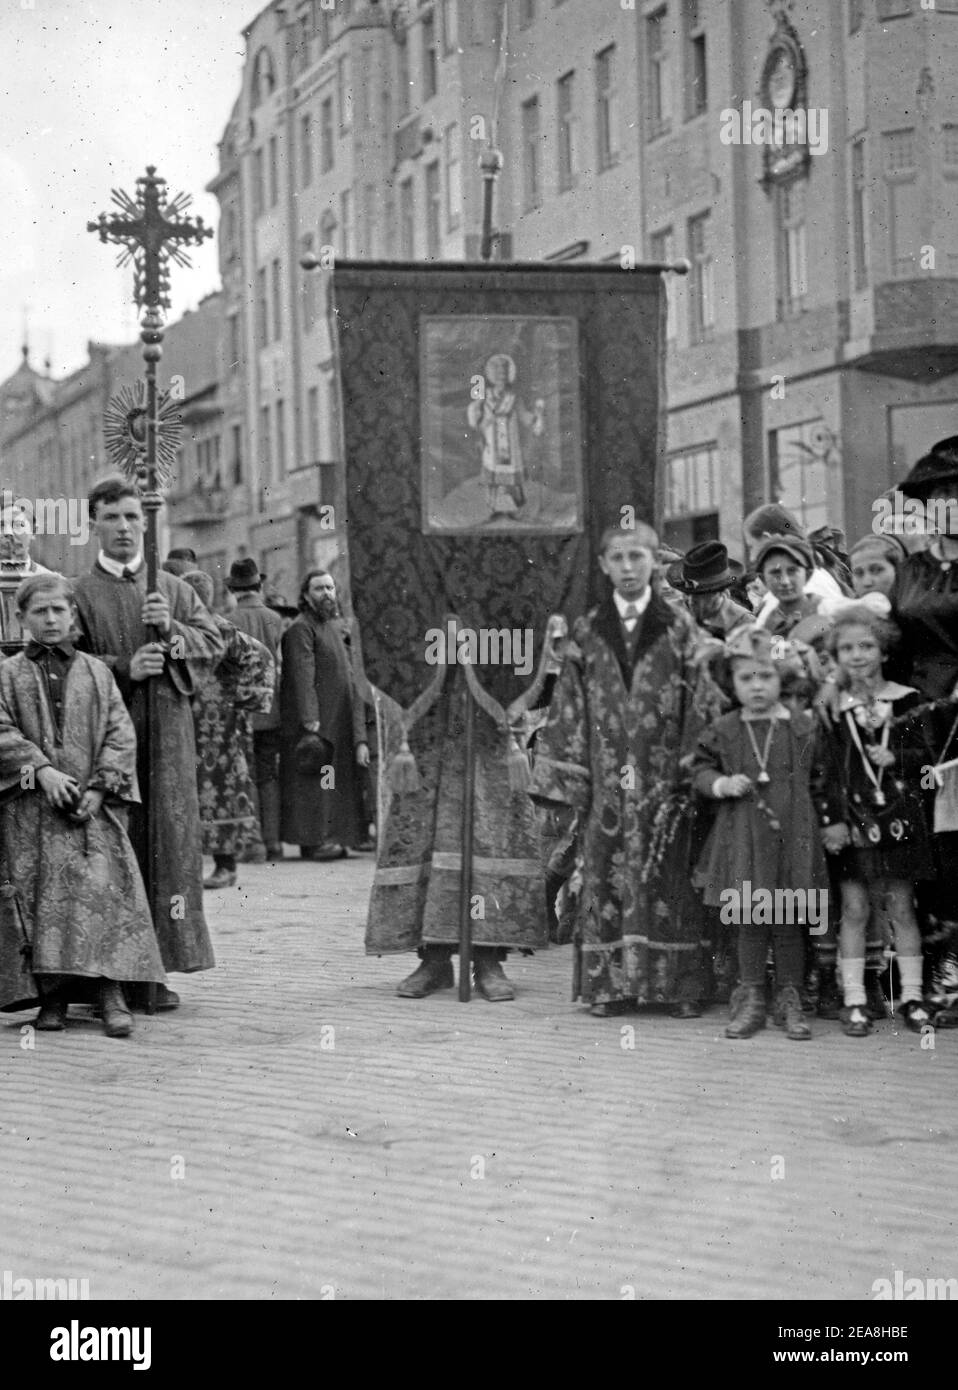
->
[388,736,421,795]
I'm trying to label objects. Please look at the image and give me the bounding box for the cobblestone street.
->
[1,856,956,1302]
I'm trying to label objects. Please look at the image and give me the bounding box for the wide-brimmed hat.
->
[898,436,958,499]
[667,540,736,594]
[754,535,814,574]
[226,557,262,590]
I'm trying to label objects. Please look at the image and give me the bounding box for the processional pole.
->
[87,167,212,1006]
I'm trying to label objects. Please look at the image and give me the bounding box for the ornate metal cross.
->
[87,167,212,1006]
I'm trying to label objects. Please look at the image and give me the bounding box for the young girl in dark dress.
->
[690,626,834,1042]
[816,604,937,1037]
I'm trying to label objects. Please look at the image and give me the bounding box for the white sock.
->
[841,959,867,1008]
[897,955,924,1005]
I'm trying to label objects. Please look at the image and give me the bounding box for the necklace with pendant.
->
[744,715,776,785]
[845,704,891,806]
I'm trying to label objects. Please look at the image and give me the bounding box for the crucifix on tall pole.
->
[87,165,211,1000]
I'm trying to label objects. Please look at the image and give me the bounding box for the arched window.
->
[252,47,276,107]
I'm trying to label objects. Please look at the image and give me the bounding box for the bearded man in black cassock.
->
[280,569,370,860]
[71,477,223,1009]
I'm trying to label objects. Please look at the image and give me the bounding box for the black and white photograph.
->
[1,0,957,1344]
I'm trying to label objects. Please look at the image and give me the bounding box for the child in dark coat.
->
[689,626,836,1041]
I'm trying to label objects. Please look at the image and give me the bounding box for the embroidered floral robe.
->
[0,650,165,1009]
[529,590,722,1005]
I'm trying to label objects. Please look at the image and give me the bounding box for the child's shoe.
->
[840,1005,871,1038]
[776,984,812,1040]
[725,984,766,1039]
[900,999,935,1034]
[865,970,890,1020]
[815,963,843,1019]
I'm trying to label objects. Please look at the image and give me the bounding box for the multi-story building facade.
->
[4,0,957,584]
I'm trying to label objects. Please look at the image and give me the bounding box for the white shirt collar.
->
[98,550,143,578]
[838,680,915,712]
[613,587,651,619]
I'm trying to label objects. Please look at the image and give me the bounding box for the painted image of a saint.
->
[466,353,545,519]
[421,315,583,536]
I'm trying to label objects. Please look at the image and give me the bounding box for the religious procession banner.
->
[331,260,665,710]
[328,261,665,959]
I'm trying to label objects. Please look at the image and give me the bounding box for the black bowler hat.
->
[667,540,736,594]
[226,557,262,590]
[898,436,958,499]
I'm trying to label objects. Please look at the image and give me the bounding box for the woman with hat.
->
[889,436,958,1023]
[668,541,752,638]
[753,535,821,637]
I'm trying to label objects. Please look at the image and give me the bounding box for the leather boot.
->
[776,984,812,1041]
[725,984,766,1039]
[35,980,67,1032]
[473,948,515,1002]
[396,948,454,998]
[100,980,133,1038]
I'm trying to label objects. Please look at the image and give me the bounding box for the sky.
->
[0,0,256,382]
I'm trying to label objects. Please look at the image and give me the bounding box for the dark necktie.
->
[121,566,137,581]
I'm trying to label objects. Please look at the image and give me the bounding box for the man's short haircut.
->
[16,571,74,611]
[599,520,659,555]
[88,476,141,519]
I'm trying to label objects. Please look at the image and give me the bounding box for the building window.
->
[770,421,832,535]
[340,189,353,256]
[441,0,458,53]
[317,6,331,51]
[256,267,268,349]
[321,97,335,172]
[422,12,438,100]
[268,135,279,208]
[851,138,869,289]
[849,0,865,33]
[363,183,377,256]
[260,404,272,481]
[595,45,617,172]
[397,34,411,119]
[445,121,461,229]
[647,7,672,137]
[228,314,241,373]
[883,127,918,277]
[305,386,321,461]
[876,0,914,18]
[650,227,677,340]
[776,180,808,316]
[301,114,313,187]
[687,211,714,339]
[294,12,311,74]
[276,399,286,479]
[252,47,276,107]
[425,161,441,257]
[301,234,316,331]
[661,444,720,550]
[271,259,282,340]
[252,148,265,218]
[557,71,576,192]
[519,0,535,27]
[400,178,415,258]
[320,208,337,254]
[338,54,352,131]
[683,0,707,118]
[231,423,243,485]
[521,95,542,211]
